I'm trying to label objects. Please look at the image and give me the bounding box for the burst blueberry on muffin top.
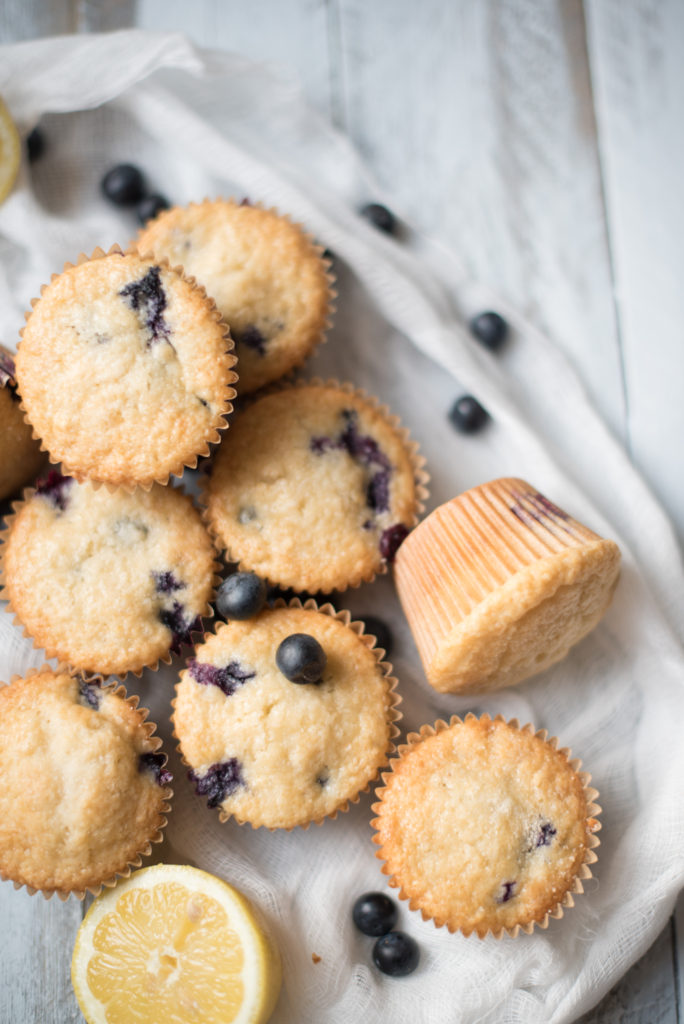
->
[2,473,215,676]
[136,200,333,394]
[173,604,399,829]
[15,250,235,488]
[204,384,422,593]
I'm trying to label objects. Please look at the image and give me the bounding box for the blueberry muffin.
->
[0,669,171,897]
[0,344,46,500]
[395,478,620,694]
[2,472,216,676]
[204,383,425,592]
[372,714,600,937]
[173,603,400,829]
[15,248,235,488]
[136,200,333,394]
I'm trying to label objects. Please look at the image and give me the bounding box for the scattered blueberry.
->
[234,324,267,357]
[139,752,172,787]
[470,311,508,351]
[216,572,267,621]
[361,616,393,657]
[190,758,244,808]
[448,395,488,434]
[276,633,326,685]
[379,523,409,562]
[120,266,170,346]
[101,163,146,206]
[360,202,396,235]
[353,892,398,937]
[137,193,170,225]
[372,931,419,977]
[26,127,45,163]
[35,470,73,512]
[189,658,256,698]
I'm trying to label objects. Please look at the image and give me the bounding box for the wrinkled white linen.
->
[0,31,683,1024]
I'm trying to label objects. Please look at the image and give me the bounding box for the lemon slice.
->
[72,864,282,1024]
[0,97,20,205]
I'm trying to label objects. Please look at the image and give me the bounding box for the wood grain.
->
[585,0,684,544]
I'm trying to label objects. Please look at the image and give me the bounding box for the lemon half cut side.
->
[71,864,282,1024]
[0,97,20,205]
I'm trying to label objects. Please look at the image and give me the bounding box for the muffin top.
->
[0,343,46,500]
[2,472,215,676]
[174,605,396,829]
[137,201,332,394]
[15,250,235,487]
[0,669,171,895]
[372,715,599,936]
[204,384,420,592]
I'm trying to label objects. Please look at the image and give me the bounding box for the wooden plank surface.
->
[0,1,682,1021]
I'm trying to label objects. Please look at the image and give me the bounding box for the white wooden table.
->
[1,1,682,1021]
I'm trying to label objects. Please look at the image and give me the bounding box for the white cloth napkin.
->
[1,30,683,1024]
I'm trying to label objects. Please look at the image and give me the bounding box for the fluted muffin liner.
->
[0,480,223,680]
[0,667,173,901]
[15,244,238,493]
[371,712,601,939]
[134,197,337,397]
[199,377,430,593]
[394,477,620,694]
[172,596,403,831]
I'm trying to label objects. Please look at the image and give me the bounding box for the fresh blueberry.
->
[361,616,393,657]
[379,523,409,562]
[101,163,146,206]
[26,127,45,163]
[470,311,508,351]
[448,395,489,433]
[136,193,170,225]
[372,931,420,977]
[276,633,326,685]
[352,892,398,937]
[360,203,396,235]
[216,572,267,621]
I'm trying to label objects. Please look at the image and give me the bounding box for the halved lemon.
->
[0,96,20,205]
[72,864,282,1024]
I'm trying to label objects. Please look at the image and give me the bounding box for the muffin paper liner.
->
[134,197,337,397]
[171,596,403,831]
[0,667,173,901]
[371,712,601,939]
[0,480,223,681]
[199,377,430,593]
[394,477,620,694]
[15,244,238,493]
